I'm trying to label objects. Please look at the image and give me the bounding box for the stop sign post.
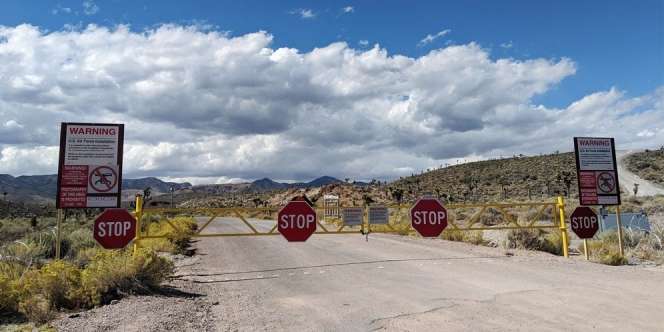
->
[278,201,317,242]
[94,209,137,249]
[410,198,448,237]
[570,206,599,260]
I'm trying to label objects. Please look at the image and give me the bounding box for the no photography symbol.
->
[89,166,117,192]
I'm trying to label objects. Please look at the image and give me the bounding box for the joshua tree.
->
[461,173,479,201]
[2,192,6,201]
[498,176,510,200]
[556,171,574,197]
[143,187,152,202]
[391,188,404,204]
[633,183,640,196]
[252,197,263,207]
[362,194,375,206]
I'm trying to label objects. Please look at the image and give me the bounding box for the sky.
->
[0,0,662,184]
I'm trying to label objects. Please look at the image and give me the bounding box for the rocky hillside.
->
[179,152,582,208]
[624,148,664,186]
[390,152,579,203]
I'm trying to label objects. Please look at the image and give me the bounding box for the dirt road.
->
[53,216,664,331]
[171,217,664,331]
[616,150,664,196]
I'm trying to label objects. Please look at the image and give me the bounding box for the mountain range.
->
[0,174,192,202]
[0,174,344,202]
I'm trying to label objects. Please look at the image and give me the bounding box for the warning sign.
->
[342,208,364,226]
[57,123,124,209]
[574,137,620,206]
[368,206,389,225]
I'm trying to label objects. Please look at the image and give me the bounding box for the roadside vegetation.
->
[0,213,196,327]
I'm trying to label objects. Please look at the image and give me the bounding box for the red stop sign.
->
[410,198,448,237]
[278,201,317,242]
[94,209,137,249]
[570,207,599,239]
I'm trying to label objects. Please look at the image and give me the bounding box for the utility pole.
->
[169,186,175,208]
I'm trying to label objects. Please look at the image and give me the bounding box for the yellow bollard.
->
[557,196,569,258]
[133,195,144,256]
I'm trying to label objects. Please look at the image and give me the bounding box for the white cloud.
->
[0,24,661,182]
[500,41,513,49]
[290,8,316,19]
[418,29,451,47]
[82,0,99,15]
[51,5,72,15]
[342,6,354,13]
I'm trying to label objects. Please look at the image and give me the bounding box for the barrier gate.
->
[132,196,570,258]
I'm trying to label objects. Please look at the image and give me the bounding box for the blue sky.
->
[2,0,662,108]
[0,1,663,183]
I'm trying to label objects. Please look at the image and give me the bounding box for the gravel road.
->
[53,216,664,331]
[616,150,664,196]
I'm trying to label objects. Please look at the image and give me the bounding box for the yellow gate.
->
[132,196,569,258]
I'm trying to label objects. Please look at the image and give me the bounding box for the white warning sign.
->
[574,137,621,206]
[57,123,124,209]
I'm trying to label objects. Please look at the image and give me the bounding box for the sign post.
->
[410,197,448,237]
[277,201,317,242]
[574,137,623,256]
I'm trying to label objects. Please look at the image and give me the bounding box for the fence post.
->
[133,195,143,256]
[616,205,625,256]
[557,196,569,258]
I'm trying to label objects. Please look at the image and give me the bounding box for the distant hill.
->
[249,176,342,191]
[250,178,290,191]
[123,177,192,193]
[0,174,192,202]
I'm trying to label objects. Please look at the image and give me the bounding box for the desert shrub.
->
[442,229,486,245]
[0,220,32,243]
[17,261,85,310]
[64,228,97,261]
[504,229,563,255]
[81,249,173,306]
[1,248,173,323]
[0,273,19,314]
[584,231,628,266]
[141,217,196,254]
[18,295,54,324]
